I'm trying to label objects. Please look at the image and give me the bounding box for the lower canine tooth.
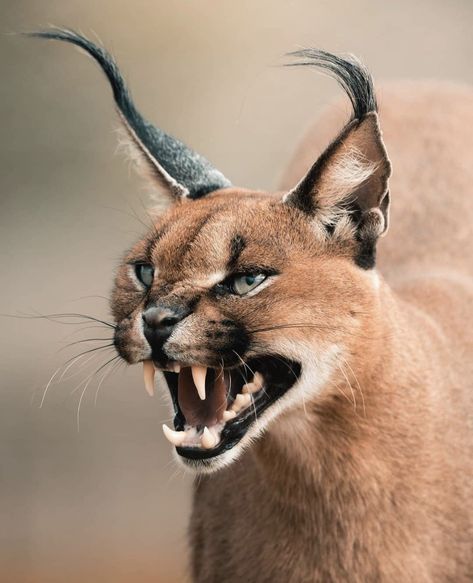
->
[143,360,155,397]
[201,426,218,449]
[162,424,186,446]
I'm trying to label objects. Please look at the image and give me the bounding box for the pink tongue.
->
[178,368,228,427]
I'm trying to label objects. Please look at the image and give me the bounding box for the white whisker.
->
[39,366,62,408]
[337,360,357,412]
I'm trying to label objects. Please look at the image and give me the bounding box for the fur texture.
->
[32,31,473,581]
[189,82,473,582]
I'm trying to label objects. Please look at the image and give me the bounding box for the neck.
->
[252,276,442,509]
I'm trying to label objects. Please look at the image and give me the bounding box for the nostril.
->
[160,316,178,327]
[142,306,187,330]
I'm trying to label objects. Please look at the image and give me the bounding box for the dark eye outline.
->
[134,263,155,288]
[214,269,277,297]
[231,273,266,295]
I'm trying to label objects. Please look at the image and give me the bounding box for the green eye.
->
[135,263,154,287]
[232,273,266,296]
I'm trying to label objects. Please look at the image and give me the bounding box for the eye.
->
[231,273,266,296]
[135,263,154,287]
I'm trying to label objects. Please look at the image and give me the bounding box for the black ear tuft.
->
[24,28,231,201]
[284,50,391,270]
[286,48,377,121]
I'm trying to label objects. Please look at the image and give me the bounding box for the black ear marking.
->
[353,206,387,268]
[26,28,231,201]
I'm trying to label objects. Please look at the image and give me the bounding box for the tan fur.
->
[111,82,473,581]
[31,30,472,581]
[186,83,473,582]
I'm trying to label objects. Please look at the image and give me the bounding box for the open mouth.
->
[143,356,301,461]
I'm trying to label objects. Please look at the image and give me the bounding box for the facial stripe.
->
[227,234,246,272]
[165,213,214,265]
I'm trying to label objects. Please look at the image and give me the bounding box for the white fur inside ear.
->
[115,126,173,213]
[114,113,188,206]
[321,145,379,207]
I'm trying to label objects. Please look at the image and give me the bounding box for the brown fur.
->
[107,78,473,580]
[31,31,473,582]
[108,83,473,581]
[186,83,473,582]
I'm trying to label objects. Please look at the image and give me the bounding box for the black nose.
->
[142,304,191,352]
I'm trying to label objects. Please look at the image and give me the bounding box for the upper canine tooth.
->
[143,360,155,397]
[201,426,218,449]
[172,363,181,374]
[162,424,186,446]
[191,366,207,400]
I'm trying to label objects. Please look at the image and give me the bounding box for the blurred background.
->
[1,1,472,581]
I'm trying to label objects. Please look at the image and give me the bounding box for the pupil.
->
[246,275,255,285]
[137,264,153,285]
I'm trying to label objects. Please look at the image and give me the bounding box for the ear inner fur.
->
[283,50,391,268]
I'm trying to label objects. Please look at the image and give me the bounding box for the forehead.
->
[146,191,307,279]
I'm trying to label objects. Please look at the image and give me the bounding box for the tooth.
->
[231,393,251,412]
[253,372,264,389]
[201,426,218,449]
[223,410,237,422]
[241,393,252,407]
[242,372,264,394]
[191,366,207,400]
[162,424,186,446]
[172,363,181,374]
[143,360,155,397]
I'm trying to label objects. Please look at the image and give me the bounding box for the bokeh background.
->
[1,1,472,581]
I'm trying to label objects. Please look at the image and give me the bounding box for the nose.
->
[142,305,188,329]
[142,303,191,349]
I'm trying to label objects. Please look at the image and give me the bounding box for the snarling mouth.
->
[143,356,301,461]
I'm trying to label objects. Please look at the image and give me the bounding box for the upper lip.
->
[142,356,302,461]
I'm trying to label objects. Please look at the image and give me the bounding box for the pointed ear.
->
[115,112,191,200]
[283,49,392,268]
[28,28,231,203]
[284,112,391,266]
